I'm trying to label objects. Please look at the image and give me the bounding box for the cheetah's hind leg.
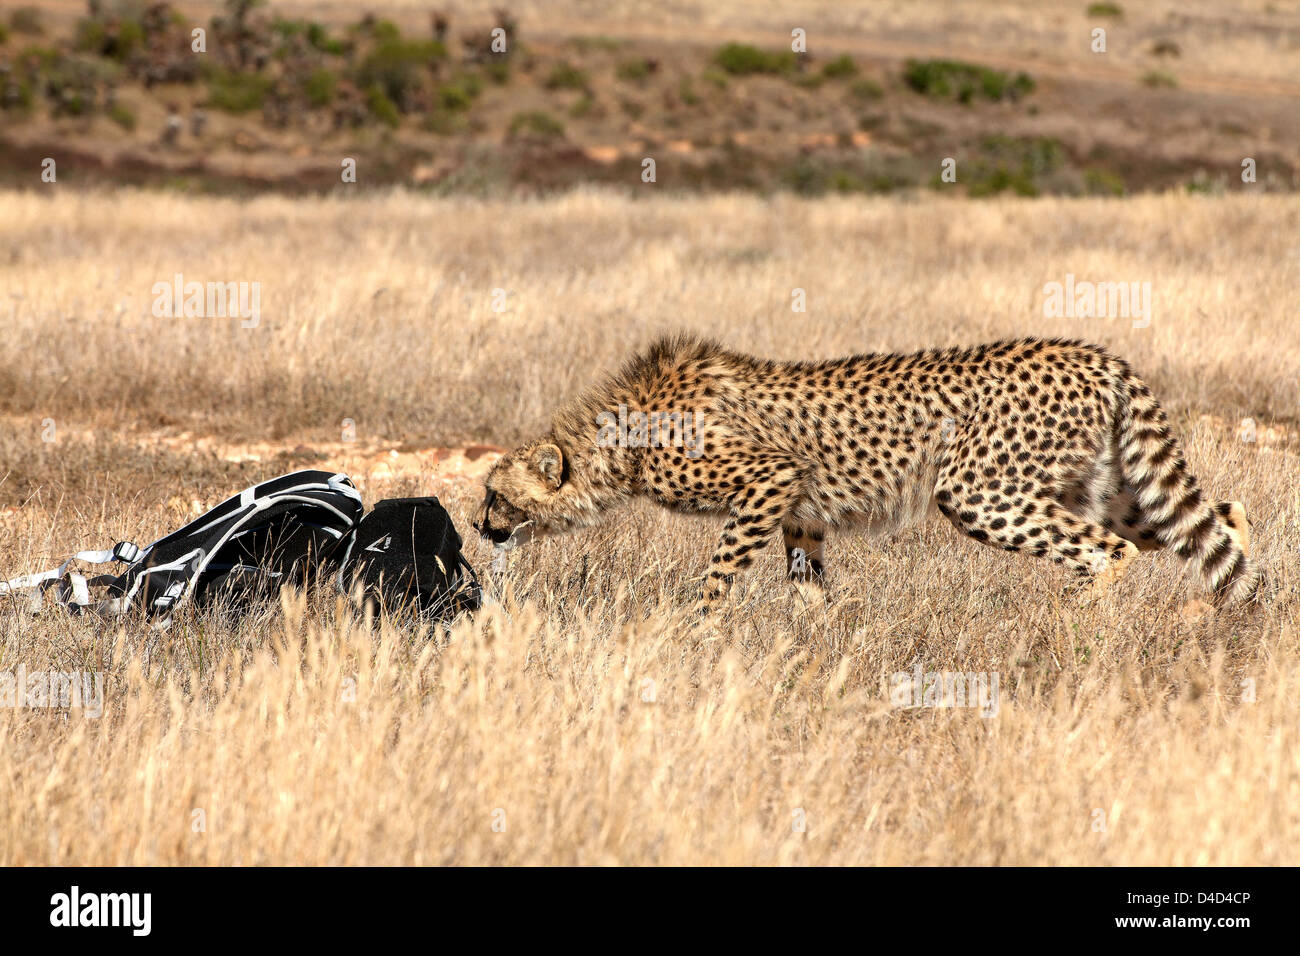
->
[934,476,1142,600]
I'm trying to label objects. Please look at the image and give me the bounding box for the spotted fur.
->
[474,335,1262,613]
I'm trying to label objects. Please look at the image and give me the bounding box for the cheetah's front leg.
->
[693,457,805,617]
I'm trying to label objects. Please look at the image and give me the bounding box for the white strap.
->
[328,473,363,501]
[0,551,102,593]
[66,573,91,608]
[0,542,143,611]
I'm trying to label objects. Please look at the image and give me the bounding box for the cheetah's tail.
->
[1113,365,1262,607]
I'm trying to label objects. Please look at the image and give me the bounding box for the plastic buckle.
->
[114,541,141,563]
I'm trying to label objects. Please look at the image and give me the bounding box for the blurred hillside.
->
[1,0,1298,195]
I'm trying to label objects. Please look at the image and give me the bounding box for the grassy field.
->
[1,188,1298,864]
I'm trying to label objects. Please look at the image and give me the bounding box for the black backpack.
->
[0,470,365,622]
[335,496,482,621]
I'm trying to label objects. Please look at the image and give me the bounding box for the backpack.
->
[0,470,364,622]
[335,496,482,621]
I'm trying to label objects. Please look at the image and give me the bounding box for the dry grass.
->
[1,187,1298,864]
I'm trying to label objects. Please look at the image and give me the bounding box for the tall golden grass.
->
[0,188,1297,864]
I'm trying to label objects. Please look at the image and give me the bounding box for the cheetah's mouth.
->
[488,522,534,572]
[483,521,533,549]
[480,525,513,545]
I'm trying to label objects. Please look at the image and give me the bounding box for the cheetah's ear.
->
[530,443,564,491]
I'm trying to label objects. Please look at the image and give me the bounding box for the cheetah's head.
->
[473,440,566,548]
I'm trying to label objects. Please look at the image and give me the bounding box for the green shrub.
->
[782,158,902,196]
[967,166,1038,197]
[544,60,588,90]
[108,103,136,130]
[77,16,144,62]
[486,59,510,84]
[114,19,145,61]
[207,70,272,112]
[714,43,796,75]
[271,18,344,55]
[365,83,400,127]
[303,68,338,107]
[1083,168,1125,196]
[310,23,345,55]
[903,58,1034,103]
[828,170,863,192]
[0,22,10,45]
[461,72,483,96]
[1141,69,1178,88]
[569,94,594,117]
[74,19,105,53]
[509,110,564,138]
[678,76,699,105]
[784,157,824,195]
[2,78,33,110]
[40,58,105,116]
[1086,3,1123,16]
[959,136,1063,196]
[701,67,728,89]
[369,19,402,43]
[437,77,477,111]
[23,49,115,115]
[616,58,653,82]
[61,92,92,115]
[851,78,883,99]
[355,39,446,108]
[822,55,857,79]
[981,134,1062,175]
[17,44,60,69]
[271,17,305,40]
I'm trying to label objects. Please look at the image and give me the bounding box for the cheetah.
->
[474,335,1261,615]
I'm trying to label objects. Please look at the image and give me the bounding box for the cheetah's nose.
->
[471,506,509,544]
[473,490,500,540]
